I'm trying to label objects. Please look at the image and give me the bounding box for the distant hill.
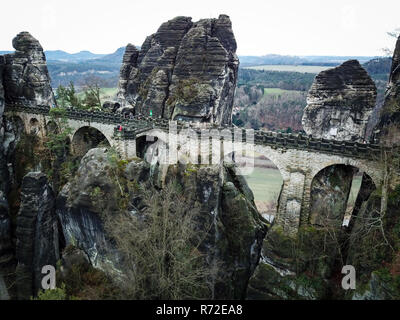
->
[1,46,385,90]
[45,46,143,88]
[93,47,126,63]
[239,54,379,67]
[1,49,107,62]
[46,50,106,62]
[362,57,392,76]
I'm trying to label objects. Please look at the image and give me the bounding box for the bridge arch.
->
[46,120,59,134]
[8,115,25,136]
[136,129,169,162]
[310,158,381,188]
[28,117,41,135]
[71,126,111,157]
[308,163,377,228]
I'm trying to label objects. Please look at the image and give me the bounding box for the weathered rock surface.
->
[373,35,400,145]
[56,148,266,299]
[118,15,238,125]
[56,148,123,279]
[302,60,376,142]
[117,44,139,103]
[2,32,55,107]
[0,56,4,115]
[0,57,15,287]
[0,192,13,276]
[0,56,7,193]
[15,172,59,299]
[0,273,9,300]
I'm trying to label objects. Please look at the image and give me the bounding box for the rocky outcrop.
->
[373,35,400,145]
[117,15,238,125]
[302,60,376,142]
[56,148,123,279]
[0,56,7,192]
[0,273,9,300]
[0,56,4,114]
[0,56,14,291]
[0,192,12,265]
[117,44,139,103]
[15,172,59,299]
[2,32,55,107]
[56,148,266,299]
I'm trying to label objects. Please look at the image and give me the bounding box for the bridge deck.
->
[4,103,386,160]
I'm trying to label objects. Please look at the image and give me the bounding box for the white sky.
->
[0,0,399,56]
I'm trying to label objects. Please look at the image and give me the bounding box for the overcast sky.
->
[0,0,399,56]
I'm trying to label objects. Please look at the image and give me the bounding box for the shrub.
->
[104,179,217,299]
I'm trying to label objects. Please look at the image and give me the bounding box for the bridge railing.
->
[4,103,385,160]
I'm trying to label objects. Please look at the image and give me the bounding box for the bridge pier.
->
[119,139,137,159]
[275,171,307,235]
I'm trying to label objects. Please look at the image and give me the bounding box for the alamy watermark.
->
[140,121,255,175]
[41,265,56,290]
[341,265,356,290]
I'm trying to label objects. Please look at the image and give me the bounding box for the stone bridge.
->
[5,103,386,234]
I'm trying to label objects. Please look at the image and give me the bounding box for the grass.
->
[244,167,283,203]
[245,65,333,74]
[348,175,362,206]
[76,87,118,104]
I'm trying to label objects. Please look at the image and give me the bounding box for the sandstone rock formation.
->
[373,35,400,145]
[117,15,239,125]
[0,57,14,293]
[2,32,55,107]
[56,148,266,299]
[57,148,123,278]
[345,35,400,300]
[0,192,12,282]
[302,60,376,142]
[117,44,139,103]
[0,56,4,115]
[0,274,9,300]
[15,172,59,299]
[0,57,7,193]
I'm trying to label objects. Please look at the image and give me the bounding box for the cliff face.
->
[56,148,266,299]
[117,15,238,125]
[3,32,55,107]
[0,32,57,300]
[344,35,400,300]
[0,55,13,299]
[0,56,6,193]
[15,172,59,299]
[373,35,400,145]
[302,60,376,142]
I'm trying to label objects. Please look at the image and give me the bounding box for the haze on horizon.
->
[0,0,399,57]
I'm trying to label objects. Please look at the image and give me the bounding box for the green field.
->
[244,167,283,203]
[99,87,118,100]
[246,64,333,74]
[348,175,362,206]
[77,87,118,104]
